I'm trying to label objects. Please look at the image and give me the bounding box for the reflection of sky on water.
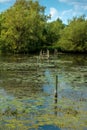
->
[0,54,87,129]
[38,125,61,130]
[0,87,14,101]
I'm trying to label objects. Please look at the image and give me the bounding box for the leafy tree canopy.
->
[0,0,48,53]
[0,1,87,54]
[58,16,87,52]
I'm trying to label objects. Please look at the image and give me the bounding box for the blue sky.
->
[0,0,87,24]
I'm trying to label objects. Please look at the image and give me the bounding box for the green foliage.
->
[45,18,65,48]
[0,1,87,53]
[58,16,87,52]
[0,0,48,53]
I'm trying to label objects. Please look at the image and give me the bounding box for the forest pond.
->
[0,54,87,130]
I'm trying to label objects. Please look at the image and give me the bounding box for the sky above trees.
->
[0,0,87,24]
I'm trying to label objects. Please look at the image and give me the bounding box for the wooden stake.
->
[55,75,58,98]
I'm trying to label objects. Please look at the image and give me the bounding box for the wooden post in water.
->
[55,75,58,98]
[39,49,43,60]
[54,75,58,116]
[47,49,49,59]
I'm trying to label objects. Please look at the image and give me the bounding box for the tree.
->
[44,18,65,50]
[58,16,87,52]
[0,0,48,53]
[0,13,5,52]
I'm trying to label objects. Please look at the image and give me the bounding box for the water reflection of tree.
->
[54,97,58,116]
[72,55,87,66]
[0,55,87,130]
[1,70,45,98]
[2,81,44,98]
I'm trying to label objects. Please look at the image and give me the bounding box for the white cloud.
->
[60,0,68,1]
[49,7,58,21]
[58,9,73,24]
[50,7,58,17]
[0,0,11,3]
[47,0,87,24]
[62,9,72,16]
[84,6,87,10]
[58,0,87,23]
[59,0,87,3]
[59,0,87,7]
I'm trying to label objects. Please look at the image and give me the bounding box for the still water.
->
[0,54,87,130]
